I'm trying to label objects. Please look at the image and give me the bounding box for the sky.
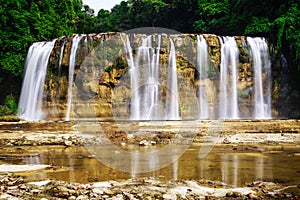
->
[82,0,124,13]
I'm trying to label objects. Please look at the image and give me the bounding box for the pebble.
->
[139,140,149,146]
[127,134,134,139]
[76,195,88,200]
[93,181,111,188]
[64,140,73,146]
[92,188,103,195]
[0,194,17,200]
[31,189,41,194]
[163,193,177,199]
[139,140,156,146]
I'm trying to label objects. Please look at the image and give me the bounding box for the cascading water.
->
[18,40,56,121]
[65,35,82,121]
[165,37,180,120]
[58,39,66,76]
[123,34,179,120]
[135,35,161,120]
[218,36,239,119]
[125,35,161,120]
[122,34,140,120]
[197,35,210,119]
[247,37,272,119]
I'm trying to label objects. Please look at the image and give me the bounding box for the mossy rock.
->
[0,115,21,122]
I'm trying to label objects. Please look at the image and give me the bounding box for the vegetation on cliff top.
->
[1,0,299,77]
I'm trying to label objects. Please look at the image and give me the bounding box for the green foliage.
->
[1,0,299,79]
[282,2,300,70]
[273,17,286,49]
[0,0,83,77]
[0,53,26,76]
[0,95,18,116]
[0,105,12,117]
[4,95,18,114]
[193,0,300,70]
[76,4,97,33]
[86,0,198,33]
[194,1,231,34]
[113,56,128,69]
[244,17,272,35]
[104,66,113,72]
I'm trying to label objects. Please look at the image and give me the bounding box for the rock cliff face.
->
[24,33,295,120]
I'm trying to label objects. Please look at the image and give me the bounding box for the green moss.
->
[0,115,20,122]
[113,56,128,69]
[178,60,184,67]
[238,86,253,97]
[104,66,113,72]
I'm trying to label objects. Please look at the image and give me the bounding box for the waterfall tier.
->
[18,33,272,121]
[218,36,239,119]
[18,40,56,121]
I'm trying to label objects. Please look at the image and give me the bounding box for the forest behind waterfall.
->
[0,0,299,104]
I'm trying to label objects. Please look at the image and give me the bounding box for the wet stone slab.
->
[0,120,299,146]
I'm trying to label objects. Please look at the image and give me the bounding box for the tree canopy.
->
[0,0,299,78]
[0,0,82,76]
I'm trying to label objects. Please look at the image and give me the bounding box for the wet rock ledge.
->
[0,120,299,146]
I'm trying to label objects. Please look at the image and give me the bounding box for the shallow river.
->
[0,143,299,187]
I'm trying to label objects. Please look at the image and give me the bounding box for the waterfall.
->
[247,37,272,119]
[58,39,66,76]
[143,35,161,120]
[18,33,274,121]
[218,36,239,119]
[65,35,82,121]
[122,34,140,120]
[197,35,210,119]
[18,40,56,121]
[123,34,180,120]
[125,35,159,120]
[135,35,161,120]
[165,37,180,120]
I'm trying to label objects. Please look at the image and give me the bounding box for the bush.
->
[4,95,18,114]
[0,105,12,117]
[0,95,18,117]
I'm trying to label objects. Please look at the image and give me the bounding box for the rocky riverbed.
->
[0,119,299,199]
[0,173,299,199]
[0,120,299,146]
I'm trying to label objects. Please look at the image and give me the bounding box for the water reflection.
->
[256,156,264,181]
[0,145,299,187]
[25,153,40,165]
[173,154,178,180]
[221,155,238,187]
[24,153,47,181]
[131,150,138,179]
